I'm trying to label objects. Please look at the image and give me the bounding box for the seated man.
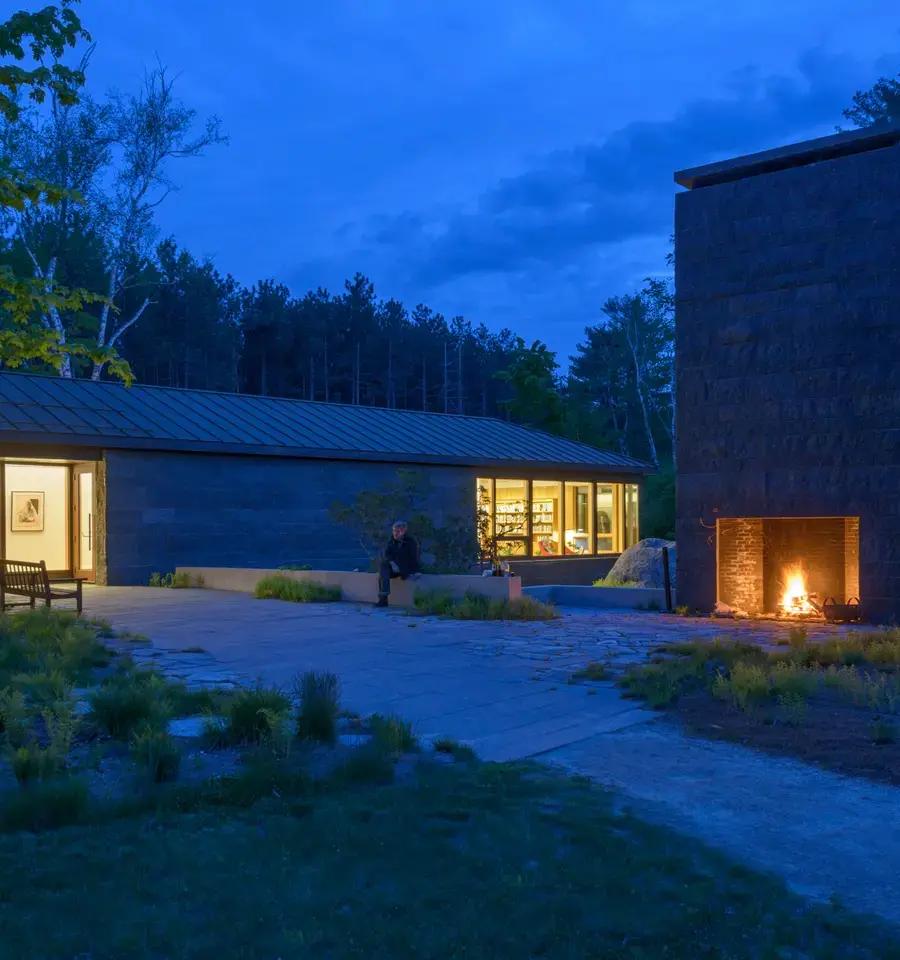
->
[376,520,421,607]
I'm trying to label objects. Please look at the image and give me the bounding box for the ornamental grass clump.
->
[294,670,340,745]
[254,575,341,603]
[412,590,557,621]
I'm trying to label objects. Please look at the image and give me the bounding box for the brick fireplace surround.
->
[674,123,900,622]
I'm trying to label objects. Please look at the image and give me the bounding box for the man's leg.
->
[377,560,392,606]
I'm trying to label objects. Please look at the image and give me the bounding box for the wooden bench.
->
[0,559,85,614]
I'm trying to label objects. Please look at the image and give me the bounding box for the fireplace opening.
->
[717,517,860,618]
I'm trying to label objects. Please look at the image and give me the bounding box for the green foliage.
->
[329,468,479,573]
[0,2,134,380]
[87,668,172,739]
[870,718,897,745]
[593,576,642,587]
[294,670,340,745]
[253,575,341,603]
[0,776,89,832]
[495,338,567,435]
[776,691,808,727]
[328,742,396,786]
[430,737,477,762]
[412,589,558,621]
[842,72,900,128]
[0,686,29,747]
[369,713,417,754]
[219,685,292,747]
[277,563,312,571]
[640,465,675,540]
[570,662,608,682]
[619,658,706,708]
[675,605,690,617]
[130,723,182,783]
[148,571,196,588]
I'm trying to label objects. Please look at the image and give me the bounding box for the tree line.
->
[2,2,896,541]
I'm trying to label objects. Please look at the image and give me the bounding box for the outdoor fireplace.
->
[717,518,859,618]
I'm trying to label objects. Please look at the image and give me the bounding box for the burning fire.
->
[780,565,816,615]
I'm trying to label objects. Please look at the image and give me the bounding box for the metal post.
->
[662,546,673,612]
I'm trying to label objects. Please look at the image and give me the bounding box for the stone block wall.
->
[102,450,476,585]
[675,136,900,620]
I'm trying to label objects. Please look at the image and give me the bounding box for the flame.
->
[780,565,815,615]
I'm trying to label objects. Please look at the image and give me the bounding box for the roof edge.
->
[674,122,900,190]
[0,431,655,474]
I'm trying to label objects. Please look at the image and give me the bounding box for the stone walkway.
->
[77,587,898,924]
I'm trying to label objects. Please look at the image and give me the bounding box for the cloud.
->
[324,49,873,296]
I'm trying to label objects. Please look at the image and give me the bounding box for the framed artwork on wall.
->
[11,491,45,532]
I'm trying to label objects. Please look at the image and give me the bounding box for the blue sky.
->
[84,0,899,359]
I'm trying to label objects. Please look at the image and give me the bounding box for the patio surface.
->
[80,586,854,762]
[75,586,900,923]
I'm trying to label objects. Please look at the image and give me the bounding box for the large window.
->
[532,481,561,555]
[565,482,592,555]
[494,479,528,556]
[596,484,616,553]
[476,477,639,559]
[624,483,639,549]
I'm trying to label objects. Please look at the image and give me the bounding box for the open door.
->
[72,464,96,582]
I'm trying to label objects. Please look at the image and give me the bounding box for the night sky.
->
[84,0,898,359]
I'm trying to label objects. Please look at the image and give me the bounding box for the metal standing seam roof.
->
[0,373,653,473]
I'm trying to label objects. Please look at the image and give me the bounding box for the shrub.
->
[431,737,477,762]
[254,575,341,603]
[10,667,71,704]
[222,685,292,746]
[593,576,642,588]
[294,671,340,745]
[871,718,897,744]
[278,563,312,571]
[0,687,29,748]
[369,713,417,753]
[769,661,820,699]
[87,669,172,739]
[149,571,196,588]
[130,723,182,783]
[0,777,89,832]
[776,691,808,726]
[413,590,557,621]
[727,662,771,713]
[329,743,396,786]
[570,662,608,682]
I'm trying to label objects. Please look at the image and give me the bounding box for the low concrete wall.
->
[176,567,522,608]
[524,584,670,610]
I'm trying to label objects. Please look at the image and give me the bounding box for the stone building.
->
[0,373,651,586]
[674,123,900,621]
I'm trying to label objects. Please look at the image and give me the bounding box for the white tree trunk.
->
[625,311,659,467]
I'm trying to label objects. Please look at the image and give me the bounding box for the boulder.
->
[606,538,676,589]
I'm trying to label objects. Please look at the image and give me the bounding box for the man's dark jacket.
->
[383,535,420,578]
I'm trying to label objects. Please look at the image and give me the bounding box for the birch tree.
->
[5,53,225,378]
[0,0,127,377]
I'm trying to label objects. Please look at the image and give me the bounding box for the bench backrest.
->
[0,559,50,598]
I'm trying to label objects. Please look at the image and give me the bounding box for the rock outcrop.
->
[606,538,676,589]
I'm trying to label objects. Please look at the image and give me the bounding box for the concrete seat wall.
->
[175,566,522,607]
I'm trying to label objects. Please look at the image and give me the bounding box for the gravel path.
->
[544,717,900,925]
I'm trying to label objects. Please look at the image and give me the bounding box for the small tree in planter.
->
[330,469,478,574]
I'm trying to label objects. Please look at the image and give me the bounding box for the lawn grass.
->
[413,589,558,621]
[0,760,894,959]
[254,574,342,603]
